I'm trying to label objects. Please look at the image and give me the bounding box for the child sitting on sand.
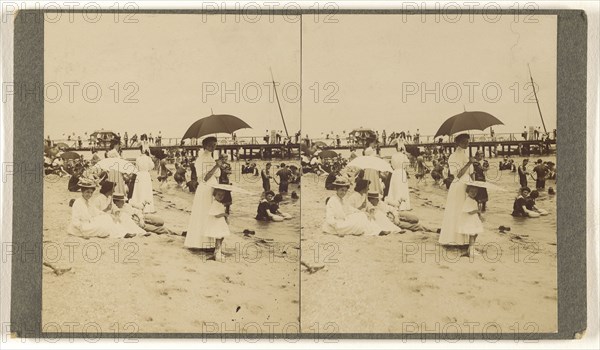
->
[206,188,231,261]
[459,185,484,257]
[525,190,549,216]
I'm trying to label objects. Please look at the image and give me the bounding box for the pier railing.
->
[46,135,298,149]
[307,132,555,146]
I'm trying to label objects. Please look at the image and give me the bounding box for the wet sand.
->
[42,161,300,334]
[301,158,557,334]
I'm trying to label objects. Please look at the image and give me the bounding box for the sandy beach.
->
[300,157,558,334]
[42,161,300,334]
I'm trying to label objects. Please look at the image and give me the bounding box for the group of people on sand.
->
[320,137,436,237]
[316,131,554,259]
[68,139,177,240]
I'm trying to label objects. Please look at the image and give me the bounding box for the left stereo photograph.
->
[37,12,301,335]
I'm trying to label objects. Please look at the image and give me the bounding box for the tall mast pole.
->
[528,64,548,134]
[270,67,289,138]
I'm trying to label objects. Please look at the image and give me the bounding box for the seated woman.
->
[322,177,389,237]
[111,193,148,237]
[365,192,403,234]
[256,191,285,222]
[269,194,293,220]
[345,179,370,210]
[525,190,549,216]
[68,179,125,239]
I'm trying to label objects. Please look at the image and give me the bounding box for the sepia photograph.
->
[3,3,591,342]
[42,13,301,333]
[300,14,558,334]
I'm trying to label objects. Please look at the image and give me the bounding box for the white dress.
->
[387,151,411,210]
[68,197,124,238]
[458,197,483,235]
[112,206,146,236]
[204,201,231,238]
[184,150,221,248]
[322,195,381,236]
[106,149,127,195]
[438,147,474,245]
[370,201,402,233]
[363,147,382,194]
[131,154,156,213]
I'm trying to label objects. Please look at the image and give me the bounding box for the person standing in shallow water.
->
[184,137,222,249]
[438,133,475,248]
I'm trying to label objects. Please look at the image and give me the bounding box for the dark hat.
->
[367,191,380,199]
[112,192,126,201]
[454,133,470,143]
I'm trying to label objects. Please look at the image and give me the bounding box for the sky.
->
[45,13,301,140]
[45,13,556,140]
[302,14,557,138]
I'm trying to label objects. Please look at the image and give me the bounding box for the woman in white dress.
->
[322,177,387,237]
[363,140,383,195]
[131,148,156,213]
[184,137,222,249]
[106,140,127,195]
[387,145,411,210]
[110,192,147,237]
[438,134,476,247]
[68,179,123,238]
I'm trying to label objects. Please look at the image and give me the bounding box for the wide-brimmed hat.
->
[112,192,126,201]
[77,178,96,189]
[332,176,351,188]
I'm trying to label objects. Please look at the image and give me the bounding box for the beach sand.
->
[300,160,557,334]
[42,161,300,334]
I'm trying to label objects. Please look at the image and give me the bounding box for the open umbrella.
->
[348,156,393,173]
[55,142,70,149]
[434,111,504,138]
[182,114,251,140]
[60,151,81,160]
[94,158,138,174]
[319,150,338,159]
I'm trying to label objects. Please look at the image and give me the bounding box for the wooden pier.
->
[318,139,556,157]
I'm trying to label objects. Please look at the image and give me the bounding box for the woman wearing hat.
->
[131,148,156,213]
[185,137,222,249]
[106,139,127,195]
[322,177,387,237]
[387,145,411,210]
[363,140,383,195]
[439,133,476,247]
[68,179,123,238]
[111,192,148,237]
